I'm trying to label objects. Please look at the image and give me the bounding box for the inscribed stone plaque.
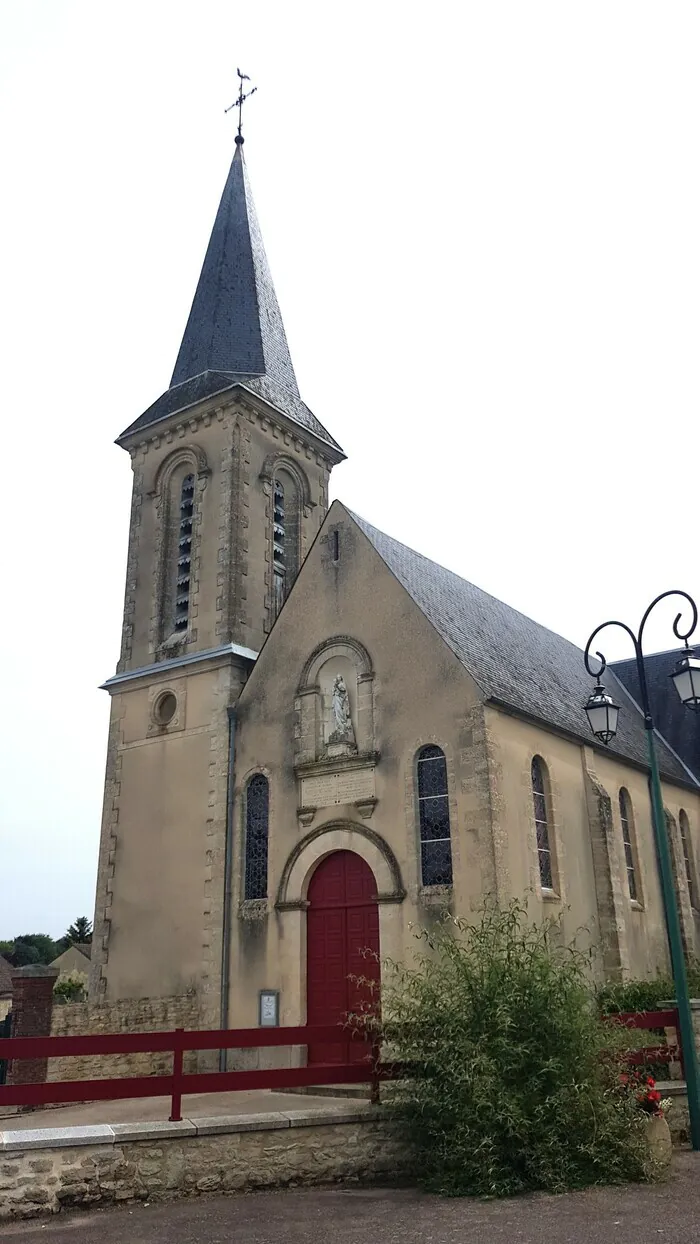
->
[301,767,375,809]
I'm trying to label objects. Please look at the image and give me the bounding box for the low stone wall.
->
[48,993,201,1082]
[658,1082,690,1146]
[0,1105,407,1220]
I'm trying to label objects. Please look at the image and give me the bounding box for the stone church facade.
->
[90,133,700,1047]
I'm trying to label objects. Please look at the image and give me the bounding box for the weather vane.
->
[225,68,257,145]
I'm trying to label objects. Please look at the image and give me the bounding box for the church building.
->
[90,128,700,1052]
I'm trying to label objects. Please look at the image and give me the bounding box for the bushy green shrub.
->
[371,903,650,1197]
[53,971,88,1003]
[598,959,700,1016]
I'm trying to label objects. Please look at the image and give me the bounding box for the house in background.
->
[0,957,13,1022]
[50,944,91,982]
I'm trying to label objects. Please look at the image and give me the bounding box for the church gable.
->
[232,501,491,932]
[236,499,485,745]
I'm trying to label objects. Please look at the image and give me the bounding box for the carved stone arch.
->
[259,453,314,509]
[151,443,210,499]
[276,819,405,910]
[299,636,373,693]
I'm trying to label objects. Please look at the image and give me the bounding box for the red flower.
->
[647,1077,655,1087]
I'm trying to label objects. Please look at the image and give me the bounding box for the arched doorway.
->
[306,850,380,1064]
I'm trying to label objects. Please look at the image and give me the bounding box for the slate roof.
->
[0,955,13,996]
[612,650,700,784]
[349,509,698,788]
[118,143,342,455]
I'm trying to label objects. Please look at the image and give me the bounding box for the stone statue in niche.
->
[326,674,357,753]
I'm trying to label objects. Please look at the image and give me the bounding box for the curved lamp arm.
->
[638,589,698,653]
[583,620,639,681]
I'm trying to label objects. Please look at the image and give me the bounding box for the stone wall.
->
[0,1106,407,1220]
[48,993,201,1082]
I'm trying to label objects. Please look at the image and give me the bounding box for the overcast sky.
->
[1,1,699,939]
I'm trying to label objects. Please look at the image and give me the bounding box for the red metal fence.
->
[0,1010,684,1126]
[0,1025,390,1122]
[604,1008,684,1077]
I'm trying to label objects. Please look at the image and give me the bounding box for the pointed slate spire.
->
[170,140,299,394]
[119,139,343,454]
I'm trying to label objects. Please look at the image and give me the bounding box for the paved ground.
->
[1,1088,356,1130]
[4,1153,700,1243]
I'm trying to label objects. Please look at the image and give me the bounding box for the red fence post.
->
[169,1028,184,1122]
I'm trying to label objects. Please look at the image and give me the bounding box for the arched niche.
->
[295,637,375,764]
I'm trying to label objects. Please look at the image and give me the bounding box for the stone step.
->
[279,1084,372,1100]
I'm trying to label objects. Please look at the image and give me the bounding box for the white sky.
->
[1,1,699,939]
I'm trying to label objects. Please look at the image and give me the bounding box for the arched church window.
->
[679,809,697,909]
[244,774,269,900]
[417,745,453,887]
[531,756,554,890]
[619,788,638,902]
[174,474,194,632]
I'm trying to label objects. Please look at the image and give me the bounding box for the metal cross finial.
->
[225,68,257,146]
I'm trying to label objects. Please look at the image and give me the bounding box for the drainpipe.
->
[219,706,236,1071]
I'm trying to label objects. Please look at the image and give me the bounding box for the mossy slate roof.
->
[350,510,697,788]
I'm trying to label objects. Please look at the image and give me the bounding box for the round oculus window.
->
[154,691,177,726]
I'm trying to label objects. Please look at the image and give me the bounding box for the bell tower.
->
[90,128,344,1029]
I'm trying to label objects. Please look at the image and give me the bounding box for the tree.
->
[65,917,92,945]
[9,941,41,966]
[3,934,58,966]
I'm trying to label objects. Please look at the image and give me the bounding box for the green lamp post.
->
[583,590,700,1151]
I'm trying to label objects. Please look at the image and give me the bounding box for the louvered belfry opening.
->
[174,474,195,632]
[273,479,286,617]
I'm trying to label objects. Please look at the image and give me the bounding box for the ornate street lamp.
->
[672,647,700,712]
[584,682,620,745]
[583,590,700,1151]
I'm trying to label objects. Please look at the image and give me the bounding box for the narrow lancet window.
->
[417,745,453,886]
[174,474,194,632]
[244,774,269,900]
[531,756,554,890]
[619,789,638,901]
[273,479,286,617]
[679,809,697,909]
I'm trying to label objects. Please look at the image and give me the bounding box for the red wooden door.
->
[306,851,380,1065]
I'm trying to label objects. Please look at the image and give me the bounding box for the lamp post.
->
[583,590,700,1151]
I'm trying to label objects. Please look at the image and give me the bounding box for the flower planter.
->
[645,1113,672,1167]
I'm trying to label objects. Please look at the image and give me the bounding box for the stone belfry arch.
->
[91,130,345,1028]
